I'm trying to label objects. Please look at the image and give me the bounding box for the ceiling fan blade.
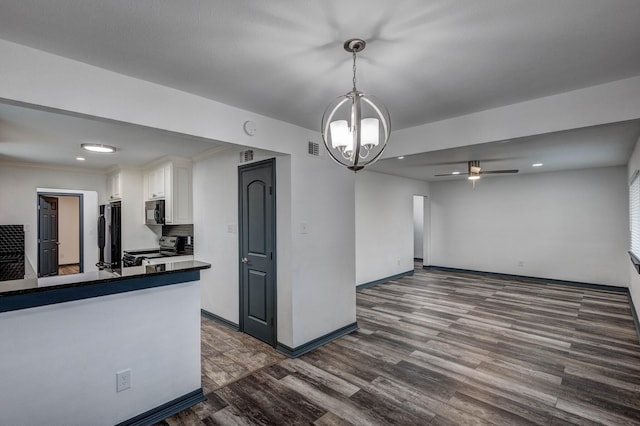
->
[479,169,519,174]
[434,173,469,177]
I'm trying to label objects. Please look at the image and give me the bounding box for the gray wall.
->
[429,166,628,286]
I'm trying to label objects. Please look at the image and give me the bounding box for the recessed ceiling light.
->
[81,143,116,153]
[532,163,543,167]
[397,156,405,159]
[76,157,85,161]
[452,171,460,175]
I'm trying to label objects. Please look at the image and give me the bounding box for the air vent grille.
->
[307,141,320,157]
[239,150,254,163]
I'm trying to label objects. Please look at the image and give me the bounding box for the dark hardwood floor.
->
[159,268,640,425]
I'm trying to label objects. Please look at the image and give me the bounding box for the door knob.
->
[241,257,249,264]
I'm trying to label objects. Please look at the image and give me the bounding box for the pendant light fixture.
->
[321,39,391,172]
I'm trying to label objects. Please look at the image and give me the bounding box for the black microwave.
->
[145,200,165,225]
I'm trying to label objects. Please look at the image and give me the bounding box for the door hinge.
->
[270,252,273,260]
[271,317,274,326]
[269,186,272,195]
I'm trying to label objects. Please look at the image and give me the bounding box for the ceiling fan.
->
[435,160,518,184]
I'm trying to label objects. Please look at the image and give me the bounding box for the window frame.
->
[629,170,640,272]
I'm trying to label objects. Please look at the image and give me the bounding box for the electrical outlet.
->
[116,369,131,392]
[517,260,524,267]
[300,222,309,234]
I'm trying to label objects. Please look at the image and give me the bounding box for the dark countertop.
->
[0,260,211,313]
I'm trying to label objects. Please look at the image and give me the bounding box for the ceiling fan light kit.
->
[434,160,519,187]
[467,160,481,180]
[321,38,391,172]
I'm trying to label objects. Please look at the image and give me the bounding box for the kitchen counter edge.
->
[0,260,211,314]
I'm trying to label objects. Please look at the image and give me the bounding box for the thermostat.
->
[243,120,257,136]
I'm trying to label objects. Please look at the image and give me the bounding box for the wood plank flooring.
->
[58,263,80,275]
[158,268,640,425]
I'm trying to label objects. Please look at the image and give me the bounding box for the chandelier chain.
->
[352,50,357,91]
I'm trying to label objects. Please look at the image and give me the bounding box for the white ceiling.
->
[369,120,640,181]
[1,1,640,175]
[0,103,224,170]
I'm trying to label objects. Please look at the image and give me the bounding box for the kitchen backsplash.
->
[0,225,25,254]
[162,224,194,255]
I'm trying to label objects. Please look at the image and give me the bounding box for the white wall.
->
[627,137,640,322]
[289,152,355,345]
[119,168,159,251]
[58,195,80,265]
[0,163,106,272]
[355,171,429,286]
[387,75,640,158]
[430,166,628,286]
[193,145,353,348]
[0,282,201,426]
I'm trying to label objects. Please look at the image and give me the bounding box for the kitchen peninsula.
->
[0,260,210,426]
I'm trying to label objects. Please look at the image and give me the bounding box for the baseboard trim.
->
[356,270,414,291]
[630,295,640,344]
[201,309,240,331]
[116,388,205,426]
[424,265,628,293]
[276,322,358,358]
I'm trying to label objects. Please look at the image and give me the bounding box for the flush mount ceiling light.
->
[81,143,116,153]
[321,38,391,172]
[532,163,543,167]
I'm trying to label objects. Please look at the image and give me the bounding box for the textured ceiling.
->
[1,1,640,174]
[1,0,640,131]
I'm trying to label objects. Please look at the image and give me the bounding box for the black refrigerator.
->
[98,202,121,269]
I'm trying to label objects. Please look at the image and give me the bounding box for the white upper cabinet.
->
[145,164,168,200]
[144,159,192,225]
[107,170,122,201]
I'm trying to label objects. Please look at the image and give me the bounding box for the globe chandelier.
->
[321,39,391,172]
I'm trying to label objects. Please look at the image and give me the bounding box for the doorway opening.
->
[413,195,428,268]
[37,192,83,277]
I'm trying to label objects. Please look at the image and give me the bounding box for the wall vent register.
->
[307,141,320,157]
[240,150,254,163]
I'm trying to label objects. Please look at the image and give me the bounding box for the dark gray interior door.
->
[239,159,276,346]
[38,195,59,277]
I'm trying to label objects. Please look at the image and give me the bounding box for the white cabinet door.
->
[146,164,169,200]
[108,171,122,201]
[172,164,192,224]
[143,160,192,224]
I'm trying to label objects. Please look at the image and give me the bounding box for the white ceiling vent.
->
[307,141,321,158]
[239,149,254,163]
